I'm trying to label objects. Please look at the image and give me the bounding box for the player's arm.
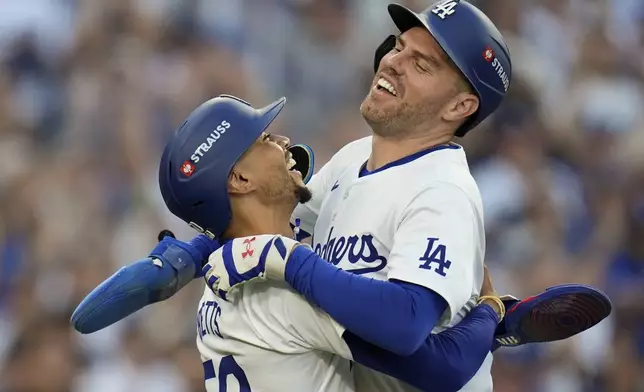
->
[283,182,479,355]
[285,254,446,356]
[343,302,499,392]
[206,182,480,356]
[71,233,220,333]
[282,281,501,392]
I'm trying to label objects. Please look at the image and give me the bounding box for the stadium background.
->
[0,0,643,391]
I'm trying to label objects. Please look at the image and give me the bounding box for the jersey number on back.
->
[204,355,251,391]
[418,237,452,277]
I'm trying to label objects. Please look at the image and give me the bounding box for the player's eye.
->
[415,61,430,74]
[262,133,271,142]
[392,37,404,54]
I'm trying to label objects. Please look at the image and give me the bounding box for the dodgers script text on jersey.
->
[292,136,493,392]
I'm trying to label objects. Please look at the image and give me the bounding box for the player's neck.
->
[225,201,294,240]
[367,132,453,171]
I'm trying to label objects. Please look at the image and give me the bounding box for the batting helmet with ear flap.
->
[159,94,285,239]
[159,94,316,239]
[374,1,512,137]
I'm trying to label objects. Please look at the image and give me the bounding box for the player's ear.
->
[228,168,256,195]
[442,92,479,123]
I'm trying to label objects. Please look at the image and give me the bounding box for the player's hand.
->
[478,265,505,322]
[202,235,302,300]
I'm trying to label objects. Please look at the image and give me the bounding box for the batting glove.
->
[202,235,302,300]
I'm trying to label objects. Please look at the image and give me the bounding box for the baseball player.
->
[71,1,612,390]
[153,93,506,392]
[198,2,503,390]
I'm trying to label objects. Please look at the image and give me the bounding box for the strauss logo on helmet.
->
[180,161,196,177]
[190,120,231,163]
[482,47,509,92]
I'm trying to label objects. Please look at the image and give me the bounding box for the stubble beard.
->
[260,168,312,208]
[359,94,440,139]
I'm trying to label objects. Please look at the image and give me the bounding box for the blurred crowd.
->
[0,0,643,391]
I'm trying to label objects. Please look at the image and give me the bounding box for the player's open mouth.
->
[286,152,301,175]
[375,77,397,96]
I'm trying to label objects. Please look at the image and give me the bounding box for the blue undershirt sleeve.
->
[343,304,498,392]
[286,245,447,355]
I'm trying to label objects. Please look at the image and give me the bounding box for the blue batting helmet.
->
[373,1,512,136]
[158,94,314,239]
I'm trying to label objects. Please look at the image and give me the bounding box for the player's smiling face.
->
[228,132,311,206]
[360,27,479,137]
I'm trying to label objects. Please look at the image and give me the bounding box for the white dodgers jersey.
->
[196,281,355,392]
[291,136,493,392]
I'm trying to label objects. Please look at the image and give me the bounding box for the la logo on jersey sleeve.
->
[418,237,452,277]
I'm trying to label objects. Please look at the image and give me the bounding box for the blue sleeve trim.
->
[286,246,446,355]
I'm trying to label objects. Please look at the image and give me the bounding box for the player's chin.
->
[295,185,313,204]
[361,104,394,125]
[363,93,397,114]
[289,169,304,184]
